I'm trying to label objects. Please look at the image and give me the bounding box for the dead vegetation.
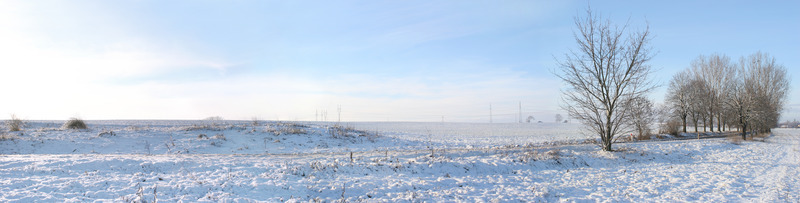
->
[727,135,743,145]
[62,118,88,130]
[98,131,116,137]
[265,122,309,135]
[0,133,18,141]
[327,125,380,142]
[6,114,24,132]
[181,124,228,131]
[517,148,563,163]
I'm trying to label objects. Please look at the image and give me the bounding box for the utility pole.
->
[519,101,522,123]
[337,105,342,123]
[489,103,493,123]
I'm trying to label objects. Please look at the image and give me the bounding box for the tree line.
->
[666,52,790,139]
[556,8,790,151]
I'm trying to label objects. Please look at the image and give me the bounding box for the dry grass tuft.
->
[751,133,770,142]
[6,114,24,132]
[63,118,88,130]
[0,133,18,141]
[727,135,743,145]
[266,122,308,135]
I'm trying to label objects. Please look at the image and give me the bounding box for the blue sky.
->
[0,0,798,122]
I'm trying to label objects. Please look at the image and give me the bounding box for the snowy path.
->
[752,130,800,201]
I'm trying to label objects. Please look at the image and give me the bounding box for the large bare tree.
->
[687,78,710,137]
[555,8,655,151]
[734,52,791,138]
[666,70,692,133]
[689,54,735,132]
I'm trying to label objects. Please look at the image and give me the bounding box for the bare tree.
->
[555,8,655,151]
[739,52,790,137]
[555,114,564,123]
[627,96,655,139]
[690,54,735,133]
[687,78,710,137]
[727,74,753,139]
[666,70,692,133]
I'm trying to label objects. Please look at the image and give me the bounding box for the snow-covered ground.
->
[1,120,798,202]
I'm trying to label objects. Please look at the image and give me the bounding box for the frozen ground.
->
[344,122,590,147]
[1,120,798,202]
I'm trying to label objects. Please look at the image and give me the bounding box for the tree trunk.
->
[682,115,687,133]
[694,118,700,138]
[603,118,613,151]
[741,125,747,140]
[709,114,714,132]
[740,115,747,140]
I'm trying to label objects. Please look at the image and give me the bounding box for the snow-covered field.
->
[1,120,798,202]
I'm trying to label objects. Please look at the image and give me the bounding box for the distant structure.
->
[779,120,800,128]
[526,116,535,123]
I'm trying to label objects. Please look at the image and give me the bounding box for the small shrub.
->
[284,127,307,135]
[636,133,651,141]
[546,149,561,160]
[660,119,681,136]
[63,118,88,130]
[518,150,539,162]
[6,114,24,132]
[360,131,380,142]
[266,122,309,135]
[98,131,115,137]
[198,134,208,139]
[0,133,18,141]
[213,134,226,140]
[752,133,770,142]
[181,124,230,131]
[727,136,743,145]
[328,125,357,138]
[251,117,260,126]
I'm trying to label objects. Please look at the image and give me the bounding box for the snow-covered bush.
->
[62,118,88,129]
